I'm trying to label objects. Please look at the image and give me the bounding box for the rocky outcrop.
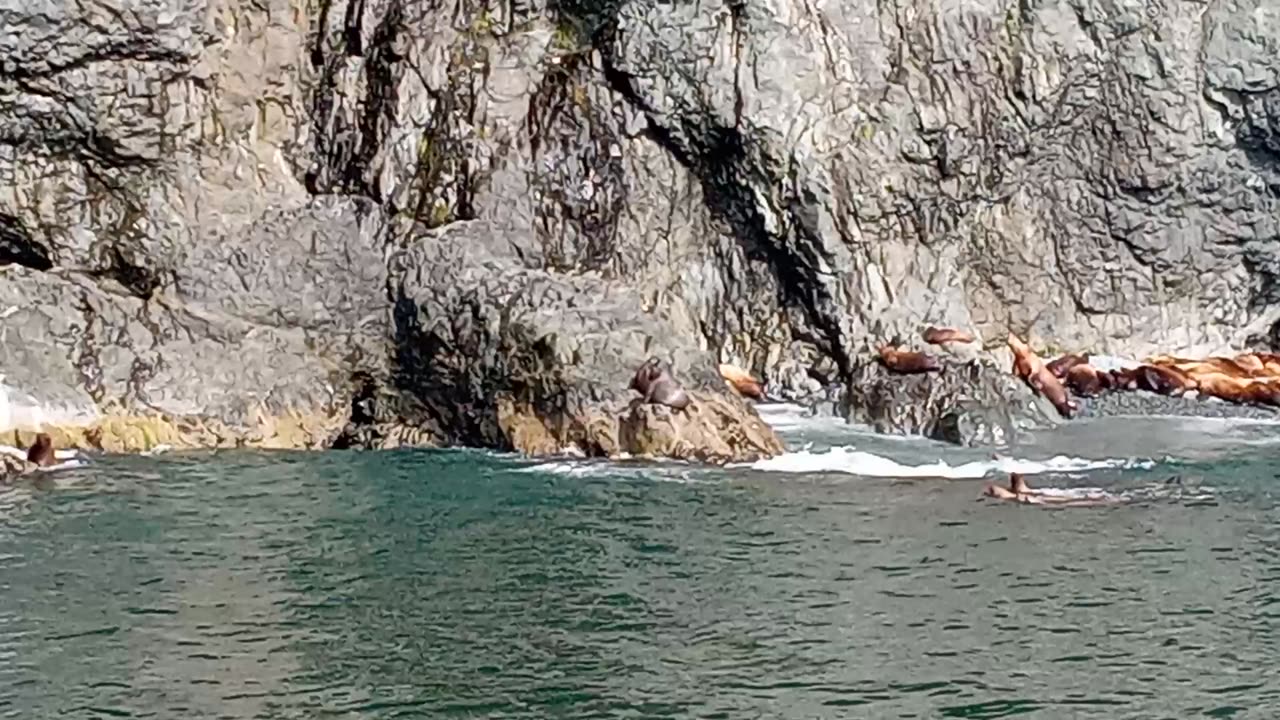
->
[844,356,1064,446]
[386,220,782,459]
[2,0,1279,454]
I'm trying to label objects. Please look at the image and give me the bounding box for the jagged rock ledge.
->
[1075,390,1280,422]
[842,356,1065,447]
[840,350,1280,448]
[0,216,785,464]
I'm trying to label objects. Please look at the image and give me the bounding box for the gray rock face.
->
[2,0,1279,449]
[844,358,1064,447]
[388,219,725,448]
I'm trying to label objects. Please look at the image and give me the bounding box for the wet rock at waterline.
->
[4,0,1280,459]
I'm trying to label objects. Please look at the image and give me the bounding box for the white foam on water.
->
[752,402,854,433]
[0,440,81,461]
[737,446,1152,479]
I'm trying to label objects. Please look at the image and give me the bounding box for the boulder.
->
[843,356,1063,447]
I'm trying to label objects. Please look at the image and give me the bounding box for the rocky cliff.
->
[2,0,1278,453]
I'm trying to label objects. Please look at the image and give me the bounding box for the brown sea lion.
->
[1195,373,1280,406]
[1151,356,1264,380]
[718,363,766,401]
[629,357,691,411]
[1007,334,1077,417]
[1108,368,1139,391]
[27,433,56,467]
[921,327,975,345]
[1046,353,1090,379]
[877,345,941,374]
[1134,364,1196,396]
[1232,353,1267,376]
[1065,364,1106,397]
[1247,352,1280,376]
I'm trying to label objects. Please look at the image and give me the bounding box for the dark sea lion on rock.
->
[1046,353,1090,379]
[877,345,941,374]
[921,327,975,345]
[629,357,691,411]
[1065,364,1106,397]
[1135,364,1195,396]
[27,433,56,467]
[1108,368,1139,391]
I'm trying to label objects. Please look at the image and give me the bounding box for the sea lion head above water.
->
[27,432,55,467]
[629,357,692,411]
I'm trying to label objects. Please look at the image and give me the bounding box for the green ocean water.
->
[3,408,1280,718]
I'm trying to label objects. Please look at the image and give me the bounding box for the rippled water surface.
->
[4,415,1280,718]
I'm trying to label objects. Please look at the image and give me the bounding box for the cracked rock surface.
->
[2,0,1279,453]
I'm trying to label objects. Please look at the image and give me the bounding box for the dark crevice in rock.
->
[308,0,405,199]
[0,214,53,271]
[406,54,480,231]
[602,61,849,374]
[526,54,626,272]
[389,291,506,449]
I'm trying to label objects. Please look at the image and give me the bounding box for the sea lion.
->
[983,472,1120,507]
[1248,352,1280,376]
[921,327,975,345]
[1006,334,1077,417]
[1134,364,1196,396]
[1108,368,1139,391]
[1195,373,1280,406]
[26,433,55,467]
[1045,352,1090,379]
[629,357,691,411]
[1065,364,1106,397]
[1150,356,1264,380]
[718,363,766,401]
[877,345,941,374]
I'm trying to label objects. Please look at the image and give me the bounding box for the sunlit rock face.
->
[3,0,1278,453]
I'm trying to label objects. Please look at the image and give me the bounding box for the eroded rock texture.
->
[2,0,1278,451]
[844,357,1064,447]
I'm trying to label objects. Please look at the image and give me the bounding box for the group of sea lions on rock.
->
[628,357,772,410]
[1011,341,1280,416]
[872,324,1280,418]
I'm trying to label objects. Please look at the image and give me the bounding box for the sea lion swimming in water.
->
[921,327,975,345]
[982,472,1120,507]
[1006,334,1077,417]
[629,357,691,411]
[26,433,55,467]
[877,345,941,374]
